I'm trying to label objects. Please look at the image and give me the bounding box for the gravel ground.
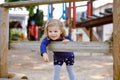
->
[7,50,113,80]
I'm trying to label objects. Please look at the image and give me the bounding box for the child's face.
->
[47,26,62,40]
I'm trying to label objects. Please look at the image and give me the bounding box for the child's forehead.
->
[48,25,61,28]
[48,26,60,30]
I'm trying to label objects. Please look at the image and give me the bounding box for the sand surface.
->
[8,50,113,80]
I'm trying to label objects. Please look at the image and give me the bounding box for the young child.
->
[28,20,37,41]
[40,19,76,80]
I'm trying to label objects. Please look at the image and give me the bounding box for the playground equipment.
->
[0,0,119,80]
[48,4,53,20]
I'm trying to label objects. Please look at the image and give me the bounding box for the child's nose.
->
[52,32,56,34]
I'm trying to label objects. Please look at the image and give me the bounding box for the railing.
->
[10,41,112,54]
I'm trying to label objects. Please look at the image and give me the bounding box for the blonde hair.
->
[44,19,66,39]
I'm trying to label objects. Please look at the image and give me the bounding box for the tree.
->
[5,0,44,39]
[27,8,44,40]
[5,0,44,25]
[5,0,35,16]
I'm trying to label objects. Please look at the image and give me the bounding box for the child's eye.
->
[49,31,52,33]
[54,31,58,32]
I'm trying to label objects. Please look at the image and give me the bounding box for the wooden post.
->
[0,7,9,78]
[113,0,120,80]
[68,2,72,35]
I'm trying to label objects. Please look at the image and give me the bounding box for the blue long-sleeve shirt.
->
[40,35,74,60]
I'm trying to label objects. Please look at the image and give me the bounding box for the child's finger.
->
[44,58,49,62]
[62,39,69,44]
[43,56,49,62]
[43,53,49,62]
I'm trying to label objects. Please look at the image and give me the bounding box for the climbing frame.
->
[0,7,9,77]
[0,0,120,80]
[113,0,120,80]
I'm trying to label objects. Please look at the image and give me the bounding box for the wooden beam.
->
[99,12,111,16]
[48,42,110,53]
[92,14,100,18]
[10,41,111,54]
[76,14,113,28]
[82,28,101,41]
[0,7,9,78]
[0,0,87,8]
[113,0,120,80]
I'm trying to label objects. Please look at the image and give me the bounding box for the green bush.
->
[10,29,22,41]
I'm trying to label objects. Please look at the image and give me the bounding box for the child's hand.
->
[62,39,70,44]
[43,53,49,62]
